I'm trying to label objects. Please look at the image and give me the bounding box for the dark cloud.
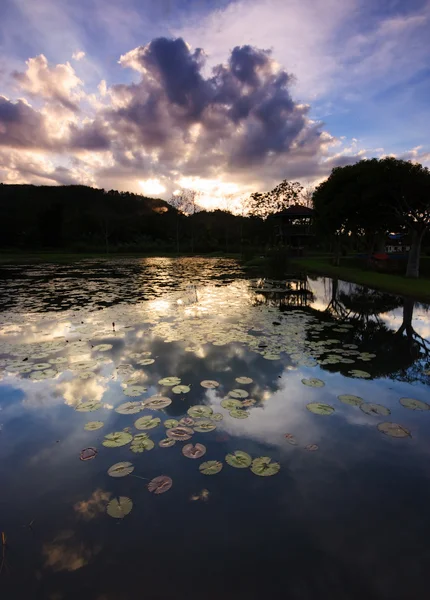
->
[0,96,52,149]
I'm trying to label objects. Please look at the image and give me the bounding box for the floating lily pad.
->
[360,403,390,417]
[193,419,216,432]
[144,396,172,409]
[107,496,133,519]
[306,403,334,416]
[124,385,147,397]
[179,417,195,427]
[172,385,190,394]
[200,380,219,389]
[134,416,161,430]
[221,398,242,410]
[148,475,173,494]
[338,394,363,407]
[229,409,249,419]
[211,412,224,421]
[80,447,97,461]
[138,358,155,365]
[159,438,176,448]
[241,399,256,407]
[235,377,253,385]
[228,389,249,399]
[199,460,223,475]
[75,400,102,412]
[399,397,430,411]
[190,489,210,502]
[115,401,143,414]
[164,419,179,429]
[301,378,325,388]
[377,422,411,438]
[285,433,298,445]
[183,443,206,458]
[84,421,104,431]
[166,426,194,440]
[188,405,213,418]
[102,431,133,447]
[348,369,371,379]
[93,344,113,352]
[305,444,319,452]
[130,435,154,452]
[251,457,280,476]
[108,462,134,478]
[226,450,252,468]
[263,354,281,360]
[158,377,181,386]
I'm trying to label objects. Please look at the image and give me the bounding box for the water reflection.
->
[1,259,430,600]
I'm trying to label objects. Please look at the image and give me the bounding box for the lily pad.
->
[166,426,194,440]
[138,358,155,365]
[306,403,334,416]
[183,443,206,458]
[305,444,319,452]
[221,398,242,410]
[193,419,217,432]
[348,369,371,379]
[399,397,430,411]
[285,433,298,445]
[144,396,172,409]
[130,436,155,452]
[115,401,144,414]
[124,385,147,397]
[228,389,249,399]
[93,344,113,352]
[164,419,179,429]
[225,450,252,468]
[251,457,280,476]
[179,417,195,427]
[134,416,161,430]
[228,408,249,419]
[338,394,363,407]
[102,431,133,447]
[377,422,411,438]
[80,447,98,461]
[158,377,181,386]
[75,400,102,412]
[360,403,390,417]
[199,460,223,475]
[242,399,256,407]
[235,377,253,385]
[107,496,133,519]
[172,385,191,394]
[148,475,173,494]
[211,412,224,421]
[188,405,213,418]
[159,438,176,448]
[200,380,219,389]
[301,378,325,388]
[107,462,134,478]
[84,421,104,431]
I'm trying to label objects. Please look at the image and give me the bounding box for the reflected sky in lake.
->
[1,258,430,600]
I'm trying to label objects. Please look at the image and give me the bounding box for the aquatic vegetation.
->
[377,422,411,438]
[107,496,133,518]
[84,421,104,431]
[399,397,429,411]
[251,457,280,476]
[225,451,252,468]
[183,443,206,458]
[148,476,172,494]
[102,431,133,447]
[107,462,134,478]
[306,403,334,416]
[199,461,223,475]
[134,416,161,430]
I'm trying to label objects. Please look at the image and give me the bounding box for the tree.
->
[247,180,303,218]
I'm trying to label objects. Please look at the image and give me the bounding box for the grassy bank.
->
[0,251,241,264]
[292,257,430,302]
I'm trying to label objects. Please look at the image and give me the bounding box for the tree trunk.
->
[176,215,180,254]
[406,228,425,278]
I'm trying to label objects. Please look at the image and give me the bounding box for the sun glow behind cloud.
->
[139,178,166,195]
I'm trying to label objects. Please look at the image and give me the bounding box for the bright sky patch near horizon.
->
[0,0,429,211]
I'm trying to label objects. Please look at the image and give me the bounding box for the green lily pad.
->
[144,396,172,409]
[228,389,249,399]
[134,416,161,430]
[229,409,249,419]
[158,377,181,386]
[164,419,179,429]
[102,431,133,448]
[348,369,371,379]
[338,394,363,407]
[75,400,102,412]
[188,405,213,418]
[93,344,112,352]
[399,397,430,411]
[251,457,280,476]
[115,401,144,414]
[124,385,147,397]
[130,436,155,452]
[200,380,219,389]
[179,417,195,427]
[301,378,325,388]
[107,462,134,478]
[138,358,155,365]
[107,496,133,519]
[166,426,194,440]
[199,460,223,475]
[84,421,104,431]
[211,412,224,421]
[183,443,206,458]
[377,422,411,438]
[221,398,242,410]
[235,377,253,385]
[263,354,281,360]
[306,403,334,416]
[148,475,172,494]
[172,385,190,394]
[360,403,390,417]
[226,450,252,468]
[159,438,176,448]
[193,419,216,432]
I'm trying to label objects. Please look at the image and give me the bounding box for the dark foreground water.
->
[1,258,430,600]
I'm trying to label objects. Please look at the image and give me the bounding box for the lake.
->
[1,257,430,600]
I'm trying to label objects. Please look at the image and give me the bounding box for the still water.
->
[1,258,429,600]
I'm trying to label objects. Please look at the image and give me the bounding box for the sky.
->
[0,0,429,210]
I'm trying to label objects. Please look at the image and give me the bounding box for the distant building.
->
[385,233,410,254]
[272,205,314,255]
